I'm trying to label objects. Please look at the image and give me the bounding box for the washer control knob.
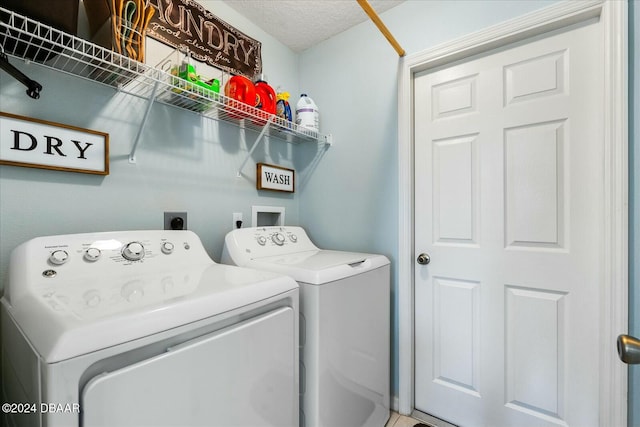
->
[122,242,145,261]
[84,247,102,262]
[257,236,267,246]
[161,242,175,255]
[272,232,286,246]
[289,234,298,243]
[49,250,69,265]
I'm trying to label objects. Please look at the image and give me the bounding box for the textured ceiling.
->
[218,0,406,52]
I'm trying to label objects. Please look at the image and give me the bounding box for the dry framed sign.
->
[0,112,109,175]
[257,163,294,193]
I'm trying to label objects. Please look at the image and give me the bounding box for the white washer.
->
[1,230,299,427]
[222,226,390,427]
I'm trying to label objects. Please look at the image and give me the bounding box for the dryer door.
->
[81,307,297,427]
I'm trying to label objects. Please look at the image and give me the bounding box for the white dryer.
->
[222,226,390,427]
[1,230,299,427]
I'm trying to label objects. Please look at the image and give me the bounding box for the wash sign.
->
[257,163,294,193]
[0,112,109,175]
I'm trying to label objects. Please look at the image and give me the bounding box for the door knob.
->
[417,253,431,265]
[617,334,640,364]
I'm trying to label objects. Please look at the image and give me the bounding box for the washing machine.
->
[1,230,299,427]
[221,226,390,427]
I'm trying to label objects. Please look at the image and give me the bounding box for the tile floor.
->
[385,411,431,427]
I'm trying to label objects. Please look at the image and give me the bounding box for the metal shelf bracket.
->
[236,115,275,177]
[322,134,333,146]
[129,80,160,163]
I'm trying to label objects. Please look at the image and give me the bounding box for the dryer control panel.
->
[4,230,214,312]
[222,226,319,265]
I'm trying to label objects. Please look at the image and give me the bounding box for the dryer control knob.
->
[257,236,267,246]
[272,232,285,246]
[122,242,145,261]
[49,250,69,265]
[289,234,298,243]
[161,242,174,255]
[84,247,102,262]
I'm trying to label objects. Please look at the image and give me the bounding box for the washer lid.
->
[4,264,297,363]
[250,250,390,284]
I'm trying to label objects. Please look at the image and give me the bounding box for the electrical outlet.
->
[233,212,243,229]
[164,212,188,230]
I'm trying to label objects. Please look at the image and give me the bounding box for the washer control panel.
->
[250,227,312,251]
[223,226,319,266]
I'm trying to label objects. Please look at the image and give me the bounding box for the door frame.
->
[396,0,628,424]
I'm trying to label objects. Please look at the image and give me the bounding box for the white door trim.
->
[396,1,628,425]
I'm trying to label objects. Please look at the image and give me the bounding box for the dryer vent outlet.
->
[164,212,187,230]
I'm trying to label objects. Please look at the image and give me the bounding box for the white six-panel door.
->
[414,18,603,427]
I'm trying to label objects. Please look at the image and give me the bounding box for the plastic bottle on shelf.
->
[295,94,319,133]
[276,90,293,124]
[254,78,276,114]
[253,75,277,125]
[224,75,256,119]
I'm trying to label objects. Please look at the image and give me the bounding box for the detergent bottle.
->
[295,94,319,132]
[224,75,256,118]
[253,75,277,124]
[276,90,292,123]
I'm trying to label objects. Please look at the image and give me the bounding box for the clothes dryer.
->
[1,230,299,427]
[222,226,390,427]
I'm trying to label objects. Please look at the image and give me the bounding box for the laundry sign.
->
[0,112,109,175]
[257,163,294,193]
[146,0,262,78]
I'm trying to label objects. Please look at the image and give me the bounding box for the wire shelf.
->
[0,7,332,148]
